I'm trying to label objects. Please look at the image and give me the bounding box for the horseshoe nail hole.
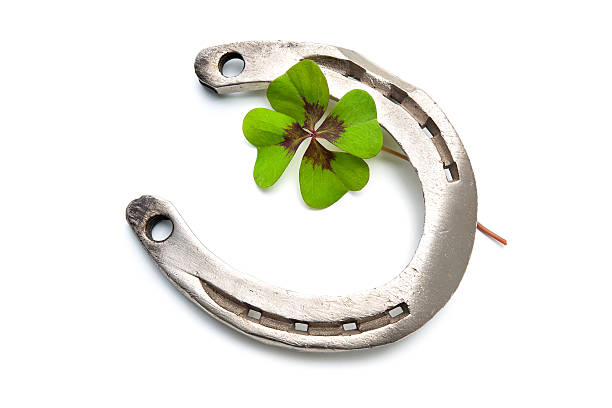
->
[342,322,358,331]
[247,309,262,320]
[294,322,308,332]
[444,168,453,182]
[445,163,460,182]
[388,306,404,318]
[146,215,173,242]
[219,52,244,77]
[421,125,434,139]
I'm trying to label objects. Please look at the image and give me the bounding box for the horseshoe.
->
[126,41,477,351]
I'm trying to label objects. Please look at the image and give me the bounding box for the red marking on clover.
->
[277,100,347,168]
[278,122,309,153]
[317,115,345,144]
[303,99,326,131]
[303,139,335,171]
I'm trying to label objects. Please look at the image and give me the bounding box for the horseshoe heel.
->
[126,41,477,351]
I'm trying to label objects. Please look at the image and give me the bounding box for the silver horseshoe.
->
[126,41,477,351]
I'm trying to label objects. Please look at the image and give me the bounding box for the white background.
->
[1,1,610,406]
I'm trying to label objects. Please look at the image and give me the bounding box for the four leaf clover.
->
[242,60,383,208]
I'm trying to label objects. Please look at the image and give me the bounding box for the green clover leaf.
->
[242,59,383,209]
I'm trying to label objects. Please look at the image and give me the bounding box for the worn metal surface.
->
[126,41,478,351]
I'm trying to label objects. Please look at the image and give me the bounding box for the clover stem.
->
[381,145,507,246]
[381,146,409,161]
[475,222,507,245]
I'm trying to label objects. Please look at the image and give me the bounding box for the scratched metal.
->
[126,41,477,351]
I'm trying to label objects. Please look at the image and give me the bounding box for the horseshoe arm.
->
[127,41,477,351]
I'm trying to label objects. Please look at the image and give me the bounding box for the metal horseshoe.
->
[126,41,477,351]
